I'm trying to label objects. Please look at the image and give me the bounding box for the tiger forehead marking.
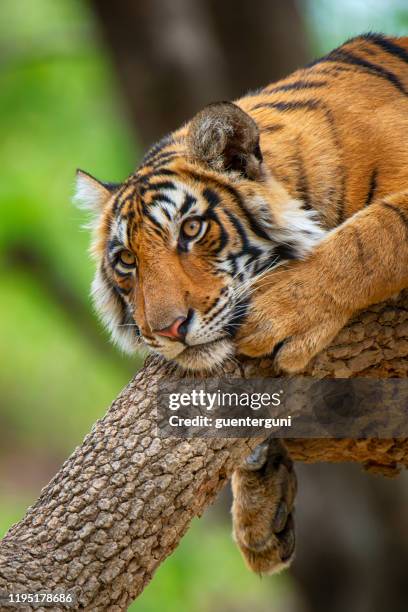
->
[111,165,259,255]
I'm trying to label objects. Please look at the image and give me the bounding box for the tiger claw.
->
[273,500,288,533]
[243,440,270,470]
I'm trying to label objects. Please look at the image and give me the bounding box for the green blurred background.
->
[0,1,407,610]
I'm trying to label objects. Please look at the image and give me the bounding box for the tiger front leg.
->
[235,257,351,373]
[231,438,297,574]
[236,193,408,373]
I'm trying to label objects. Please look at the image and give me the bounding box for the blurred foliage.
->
[0,0,406,610]
[0,0,138,454]
[300,0,408,53]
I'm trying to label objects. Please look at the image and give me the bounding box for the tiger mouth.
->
[172,338,234,371]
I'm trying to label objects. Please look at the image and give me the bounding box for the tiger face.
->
[76,103,324,371]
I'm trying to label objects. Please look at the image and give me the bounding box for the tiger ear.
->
[74,169,120,213]
[186,102,263,179]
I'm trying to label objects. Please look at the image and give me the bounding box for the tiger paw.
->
[231,439,297,574]
[238,317,348,373]
[234,262,351,373]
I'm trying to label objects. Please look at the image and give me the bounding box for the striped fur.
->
[76,33,408,374]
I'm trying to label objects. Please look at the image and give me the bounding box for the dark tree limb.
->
[91,0,309,146]
[0,291,407,610]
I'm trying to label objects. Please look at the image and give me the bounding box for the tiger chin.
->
[75,33,408,574]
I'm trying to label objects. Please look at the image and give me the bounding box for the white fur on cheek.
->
[273,199,327,256]
[91,267,140,354]
[243,194,326,258]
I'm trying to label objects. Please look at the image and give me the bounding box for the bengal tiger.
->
[75,34,408,575]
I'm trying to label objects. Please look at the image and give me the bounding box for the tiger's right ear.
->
[74,169,120,213]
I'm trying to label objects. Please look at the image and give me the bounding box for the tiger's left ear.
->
[74,169,120,213]
[186,102,263,180]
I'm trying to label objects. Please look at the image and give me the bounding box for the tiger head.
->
[75,102,324,371]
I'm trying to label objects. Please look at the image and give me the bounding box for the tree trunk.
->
[91,0,309,147]
[0,291,406,610]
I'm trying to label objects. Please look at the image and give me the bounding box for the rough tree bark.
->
[0,291,407,610]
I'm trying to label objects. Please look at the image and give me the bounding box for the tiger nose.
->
[155,316,189,342]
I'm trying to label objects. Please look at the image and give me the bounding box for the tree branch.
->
[0,291,407,610]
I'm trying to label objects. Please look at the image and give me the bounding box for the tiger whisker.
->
[231,255,284,301]
[116,323,139,328]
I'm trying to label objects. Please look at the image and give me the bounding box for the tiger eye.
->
[181,217,202,239]
[118,250,135,266]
